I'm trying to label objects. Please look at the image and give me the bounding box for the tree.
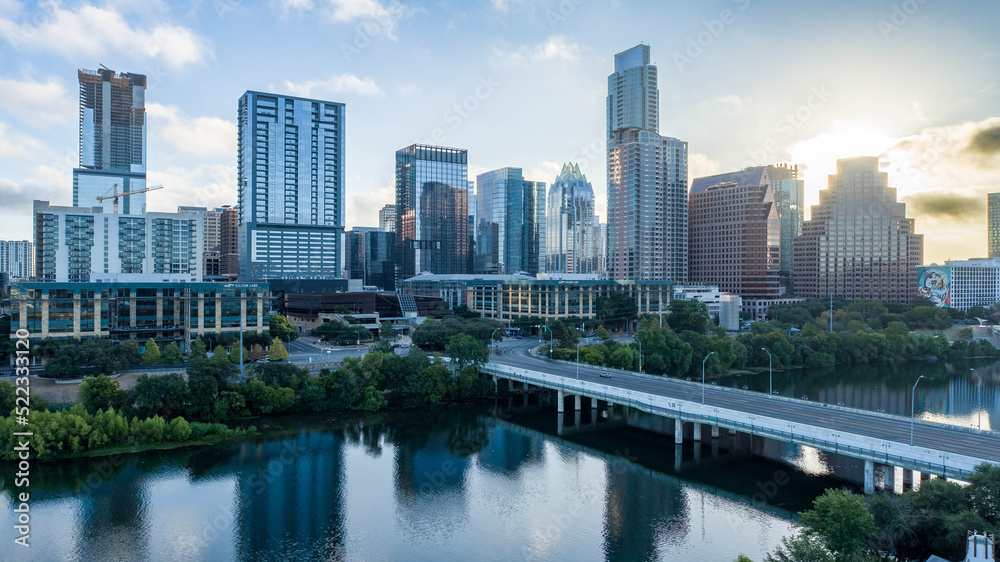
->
[229,346,247,365]
[596,292,638,331]
[268,314,298,342]
[78,375,126,413]
[799,489,876,558]
[161,342,183,364]
[968,463,1000,525]
[268,338,289,361]
[142,338,161,366]
[380,321,396,341]
[595,325,611,340]
[249,344,266,361]
[667,299,710,334]
[764,533,835,562]
[0,381,15,417]
[446,333,489,373]
[132,373,189,419]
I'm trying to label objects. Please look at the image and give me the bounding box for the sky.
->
[0,0,998,264]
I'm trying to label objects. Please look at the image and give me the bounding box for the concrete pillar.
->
[693,423,702,442]
[864,460,875,495]
[893,466,904,495]
[911,470,922,492]
[674,444,682,473]
[729,427,737,436]
[694,440,702,465]
[557,390,565,413]
[574,394,582,411]
[557,412,564,435]
[93,296,101,336]
[928,474,938,480]
[156,290,163,327]
[711,425,720,439]
[674,419,684,444]
[574,410,581,429]
[883,464,894,492]
[508,379,514,392]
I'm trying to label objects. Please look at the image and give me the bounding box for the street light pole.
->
[761,347,772,396]
[239,328,244,382]
[971,368,982,430]
[541,324,552,357]
[491,327,503,357]
[910,375,925,446]
[637,336,642,372]
[702,351,715,405]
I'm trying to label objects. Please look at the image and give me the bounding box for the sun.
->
[787,123,897,217]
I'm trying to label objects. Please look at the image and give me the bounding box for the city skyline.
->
[0,1,998,264]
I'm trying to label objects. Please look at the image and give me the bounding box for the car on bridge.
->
[600,371,611,378]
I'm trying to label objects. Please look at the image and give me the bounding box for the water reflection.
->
[1,406,806,562]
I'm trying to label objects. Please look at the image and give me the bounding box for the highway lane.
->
[491,338,1000,463]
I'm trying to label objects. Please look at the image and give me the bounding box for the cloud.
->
[966,124,1000,157]
[393,81,421,96]
[699,94,748,114]
[278,73,385,98]
[688,152,722,186]
[146,103,236,161]
[278,0,412,39]
[490,0,538,13]
[0,3,213,69]
[345,181,393,230]
[494,36,585,65]
[0,122,44,158]
[902,190,985,221]
[0,75,76,128]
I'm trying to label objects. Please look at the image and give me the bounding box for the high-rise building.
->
[74,68,147,214]
[346,227,396,291]
[237,91,345,280]
[594,219,608,276]
[793,157,923,304]
[475,167,546,275]
[988,193,1000,258]
[0,240,34,280]
[178,206,225,278]
[546,163,596,274]
[395,144,470,279]
[220,206,239,279]
[607,45,688,281]
[33,201,203,283]
[689,165,803,294]
[379,204,396,232]
[688,178,781,298]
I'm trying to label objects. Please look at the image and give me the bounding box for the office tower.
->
[793,157,923,304]
[0,240,34,280]
[237,91,345,280]
[178,206,225,278]
[395,144,470,279]
[346,227,396,291]
[74,68,147,214]
[379,204,396,232]
[594,219,608,276]
[688,178,781,297]
[546,163,596,274]
[475,167,546,275]
[607,44,688,281]
[33,201,203,283]
[220,206,239,279]
[989,193,1000,258]
[689,165,803,294]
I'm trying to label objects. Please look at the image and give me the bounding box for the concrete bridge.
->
[484,339,1000,494]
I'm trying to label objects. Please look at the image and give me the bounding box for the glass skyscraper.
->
[73,68,147,213]
[607,45,688,282]
[346,227,396,291]
[237,91,345,280]
[395,144,470,279]
[475,167,546,275]
[546,163,596,274]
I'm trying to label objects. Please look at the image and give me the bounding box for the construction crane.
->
[96,184,164,214]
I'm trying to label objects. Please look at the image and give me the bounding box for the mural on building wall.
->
[917,267,951,307]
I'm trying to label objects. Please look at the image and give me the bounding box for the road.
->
[491,337,1000,464]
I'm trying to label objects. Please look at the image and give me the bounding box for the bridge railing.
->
[483,364,994,480]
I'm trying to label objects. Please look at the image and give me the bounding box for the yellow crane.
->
[96,184,164,213]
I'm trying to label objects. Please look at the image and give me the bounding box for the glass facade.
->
[395,144,470,279]
[989,193,1000,258]
[237,91,345,280]
[347,229,396,291]
[474,168,544,275]
[546,163,596,274]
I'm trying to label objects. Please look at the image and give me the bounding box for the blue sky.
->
[1,0,998,263]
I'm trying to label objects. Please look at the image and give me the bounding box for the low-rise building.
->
[399,273,536,309]
[918,258,1000,312]
[672,285,743,331]
[8,281,268,351]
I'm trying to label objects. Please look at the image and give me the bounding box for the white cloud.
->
[699,94,748,114]
[687,152,722,185]
[0,122,44,158]
[393,81,421,96]
[494,36,586,66]
[345,181,393,230]
[145,163,237,214]
[0,75,75,128]
[0,4,213,69]
[278,0,412,39]
[278,73,385,97]
[146,103,236,161]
